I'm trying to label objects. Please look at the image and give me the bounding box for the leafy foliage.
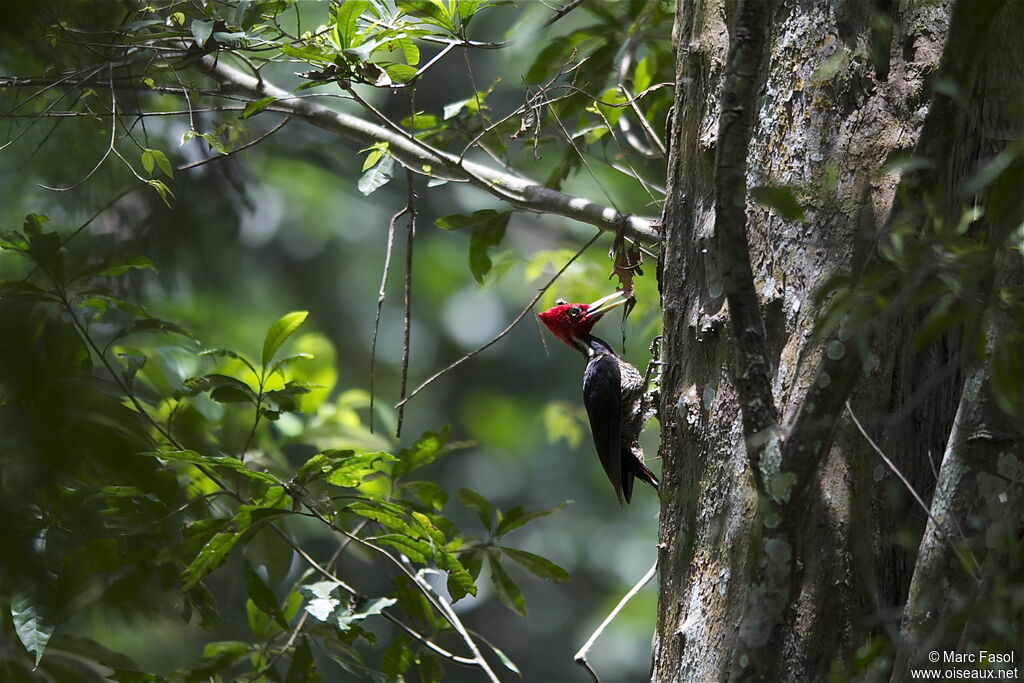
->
[814,143,1024,417]
[0,217,570,680]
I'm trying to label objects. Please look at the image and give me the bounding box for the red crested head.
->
[538,291,629,350]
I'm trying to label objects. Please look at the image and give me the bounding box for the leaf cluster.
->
[0,215,571,681]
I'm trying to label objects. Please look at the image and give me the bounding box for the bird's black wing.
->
[583,354,624,505]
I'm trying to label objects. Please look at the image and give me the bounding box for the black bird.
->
[538,292,659,504]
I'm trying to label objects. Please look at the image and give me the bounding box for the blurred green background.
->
[0,2,672,681]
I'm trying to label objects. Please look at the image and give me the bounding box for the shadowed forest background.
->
[1,2,667,682]
[1,1,1021,682]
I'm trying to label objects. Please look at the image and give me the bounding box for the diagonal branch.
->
[713,0,780,487]
[191,52,659,246]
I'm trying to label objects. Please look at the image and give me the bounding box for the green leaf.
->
[457,487,493,532]
[332,0,369,49]
[188,373,258,404]
[383,62,418,83]
[382,633,414,679]
[402,480,447,511]
[347,501,425,539]
[246,563,288,629]
[117,352,146,381]
[199,347,258,375]
[137,449,280,486]
[149,149,172,177]
[323,450,397,487]
[401,112,440,130]
[495,501,568,537]
[122,317,199,343]
[750,185,805,221]
[10,592,53,666]
[438,210,511,283]
[240,96,276,120]
[417,650,445,683]
[395,36,420,66]
[181,531,244,591]
[285,637,320,683]
[0,281,56,302]
[476,633,521,675]
[440,549,477,601]
[96,254,156,277]
[141,148,154,174]
[146,179,174,207]
[402,0,456,33]
[191,19,214,47]
[392,426,454,477]
[262,311,309,367]
[435,209,505,231]
[633,55,654,92]
[499,547,569,581]
[373,534,432,563]
[488,551,526,616]
[443,96,475,120]
[279,43,334,65]
[357,154,394,195]
[542,401,583,448]
[336,596,395,630]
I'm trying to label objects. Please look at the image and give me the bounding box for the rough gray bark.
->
[654,1,1021,681]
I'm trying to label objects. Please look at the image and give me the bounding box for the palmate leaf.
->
[401,480,448,511]
[392,426,465,478]
[487,551,526,616]
[373,534,432,563]
[457,487,493,532]
[323,450,397,487]
[439,549,477,601]
[495,500,568,537]
[346,500,429,539]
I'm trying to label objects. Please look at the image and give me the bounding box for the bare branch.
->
[193,53,659,245]
[713,0,780,485]
[574,560,657,683]
[369,202,408,434]
[396,173,418,438]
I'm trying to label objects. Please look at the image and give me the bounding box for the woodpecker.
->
[538,291,659,504]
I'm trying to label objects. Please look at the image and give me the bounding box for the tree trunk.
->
[655,1,1022,681]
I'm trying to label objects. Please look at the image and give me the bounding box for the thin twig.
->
[395,172,418,439]
[176,115,291,171]
[38,65,118,191]
[845,401,980,578]
[369,204,408,433]
[574,559,658,683]
[395,230,603,410]
[545,0,586,27]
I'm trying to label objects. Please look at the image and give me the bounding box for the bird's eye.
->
[568,306,582,319]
